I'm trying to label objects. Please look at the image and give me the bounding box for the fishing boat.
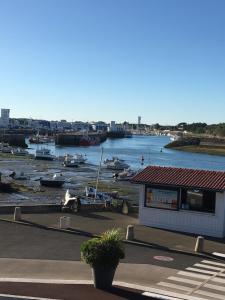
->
[11,148,29,156]
[63,155,79,168]
[40,173,65,187]
[113,168,137,181]
[35,148,55,160]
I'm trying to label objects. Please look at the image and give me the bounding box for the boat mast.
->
[94,147,103,202]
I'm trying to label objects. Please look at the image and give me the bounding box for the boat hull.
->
[40,180,64,187]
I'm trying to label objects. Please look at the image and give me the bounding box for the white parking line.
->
[167,276,201,286]
[195,289,225,300]
[179,270,210,280]
[213,252,225,258]
[204,283,225,292]
[186,267,218,275]
[201,260,225,268]
[157,282,192,292]
[194,263,225,272]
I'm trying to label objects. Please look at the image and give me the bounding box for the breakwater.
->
[55,132,107,146]
[0,133,27,148]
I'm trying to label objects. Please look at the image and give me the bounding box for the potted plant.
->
[80,228,125,289]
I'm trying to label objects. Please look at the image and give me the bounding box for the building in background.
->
[0,108,10,128]
[138,116,141,128]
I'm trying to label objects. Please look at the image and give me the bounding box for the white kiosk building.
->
[132,166,225,238]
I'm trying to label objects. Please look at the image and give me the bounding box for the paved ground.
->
[0,283,152,300]
[0,213,224,299]
[0,211,224,254]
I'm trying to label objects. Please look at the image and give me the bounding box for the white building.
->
[132,166,225,238]
[108,121,124,132]
[0,108,10,127]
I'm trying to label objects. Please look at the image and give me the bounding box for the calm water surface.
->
[28,136,225,171]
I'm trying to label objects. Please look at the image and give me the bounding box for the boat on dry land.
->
[63,153,87,167]
[113,168,137,181]
[104,158,130,170]
[35,148,55,160]
[11,148,29,156]
[40,173,65,187]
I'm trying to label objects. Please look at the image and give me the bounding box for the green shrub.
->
[81,229,125,268]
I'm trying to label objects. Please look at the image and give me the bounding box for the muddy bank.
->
[0,154,139,206]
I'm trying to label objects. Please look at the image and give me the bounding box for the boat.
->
[62,187,112,212]
[35,148,55,160]
[0,143,13,153]
[11,148,29,156]
[63,153,87,165]
[104,159,130,170]
[113,168,137,181]
[63,155,79,168]
[40,173,65,187]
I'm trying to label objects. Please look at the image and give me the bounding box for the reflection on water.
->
[27,136,225,171]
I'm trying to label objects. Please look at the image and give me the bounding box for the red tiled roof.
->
[131,166,225,191]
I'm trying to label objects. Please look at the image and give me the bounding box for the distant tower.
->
[138,116,141,129]
[1,108,10,127]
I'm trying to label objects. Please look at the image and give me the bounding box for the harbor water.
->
[28,135,225,171]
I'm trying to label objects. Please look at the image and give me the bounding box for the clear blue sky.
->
[0,0,225,124]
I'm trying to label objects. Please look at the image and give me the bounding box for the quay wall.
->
[55,133,107,146]
[0,134,27,148]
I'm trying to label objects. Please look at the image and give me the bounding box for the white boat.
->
[35,148,55,160]
[11,148,29,156]
[63,156,79,168]
[40,173,65,187]
[64,154,87,164]
[105,159,130,170]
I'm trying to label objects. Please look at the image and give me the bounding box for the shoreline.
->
[170,145,225,156]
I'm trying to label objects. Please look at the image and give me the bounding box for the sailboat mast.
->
[95,147,103,201]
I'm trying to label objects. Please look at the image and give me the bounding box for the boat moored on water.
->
[40,173,65,187]
[35,148,55,160]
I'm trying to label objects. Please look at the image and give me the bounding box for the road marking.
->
[0,294,59,300]
[204,283,225,292]
[142,288,207,300]
[186,267,221,276]
[211,277,225,284]
[213,252,225,258]
[153,256,174,262]
[195,289,225,300]
[167,276,201,286]
[178,270,210,280]
[194,263,225,272]
[157,282,192,292]
[201,260,225,268]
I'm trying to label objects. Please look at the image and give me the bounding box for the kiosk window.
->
[145,188,178,210]
[181,189,215,213]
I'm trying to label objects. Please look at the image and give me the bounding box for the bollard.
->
[195,236,204,252]
[65,216,71,228]
[126,225,134,240]
[60,216,70,229]
[14,207,21,221]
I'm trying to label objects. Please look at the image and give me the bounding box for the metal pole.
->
[95,147,103,202]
